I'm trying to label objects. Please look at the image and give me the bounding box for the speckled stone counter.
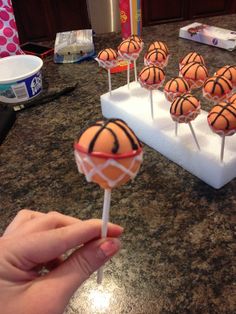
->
[1,15,236,314]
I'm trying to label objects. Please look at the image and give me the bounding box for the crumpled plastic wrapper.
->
[54,29,95,63]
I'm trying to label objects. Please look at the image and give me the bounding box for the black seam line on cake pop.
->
[217,65,236,79]
[205,76,232,94]
[209,103,236,129]
[182,62,207,79]
[86,119,140,154]
[147,48,167,60]
[171,95,198,115]
[114,119,141,150]
[167,78,189,91]
[88,120,119,153]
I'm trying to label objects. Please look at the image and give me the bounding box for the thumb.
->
[44,237,121,299]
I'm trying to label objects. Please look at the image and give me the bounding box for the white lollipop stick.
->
[134,60,137,82]
[127,60,130,89]
[175,121,178,136]
[108,69,112,96]
[220,134,225,162]
[188,122,200,150]
[150,90,154,119]
[97,188,111,284]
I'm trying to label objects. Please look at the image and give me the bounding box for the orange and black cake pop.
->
[97,48,118,61]
[118,38,141,59]
[207,101,236,135]
[148,41,169,55]
[215,65,236,88]
[203,75,233,103]
[170,93,201,123]
[164,77,190,102]
[96,48,118,68]
[179,61,208,89]
[138,65,165,89]
[74,119,143,189]
[144,48,168,68]
[179,52,205,69]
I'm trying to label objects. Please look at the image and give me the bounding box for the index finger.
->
[12,219,123,269]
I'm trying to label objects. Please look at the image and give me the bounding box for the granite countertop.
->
[1,14,236,314]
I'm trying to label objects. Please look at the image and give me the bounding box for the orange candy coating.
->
[215,65,236,87]
[170,93,200,123]
[139,65,165,86]
[207,102,236,133]
[229,93,236,104]
[180,62,208,88]
[148,41,169,55]
[97,48,118,61]
[118,38,141,54]
[74,119,143,189]
[203,75,233,101]
[180,52,205,67]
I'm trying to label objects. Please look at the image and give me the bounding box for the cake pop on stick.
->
[170,93,201,150]
[74,119,143,283]
[203,75,233,104]
[138,65,165,119]
[118,38,141,87]
[95,48,119,96]
[129,35,144,82]
[207,101,236,162]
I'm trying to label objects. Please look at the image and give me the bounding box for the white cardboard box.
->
[179,22,236,51]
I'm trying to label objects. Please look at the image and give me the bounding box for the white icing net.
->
[94,58,118,69]
[118,51,140,61]
[203,90,232,103]
[138,77,164,90]
[171,107,201,123]
[74,150,143,189]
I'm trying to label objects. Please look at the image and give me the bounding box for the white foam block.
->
[101,82,236,189]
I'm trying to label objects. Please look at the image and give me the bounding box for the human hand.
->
[0,209,123,314]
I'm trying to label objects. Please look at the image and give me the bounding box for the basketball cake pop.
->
[118,38,141,86]
[74,118,143,282]
[95,48,119,95]
[138,65,165,119]
[170,93,201,149]
[207,101,236,161]
[203,75,233,103]
[179,61,208,89]
[164,77,190,102]
[179,52,205,70]
[144,48,168,68]
[215,65,236,89]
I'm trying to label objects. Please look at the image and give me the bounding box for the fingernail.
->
[98,239,120,259]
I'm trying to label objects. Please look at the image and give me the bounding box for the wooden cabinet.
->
[12,0,90,43]
[142,0,236,27]
[189,0,233,18]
